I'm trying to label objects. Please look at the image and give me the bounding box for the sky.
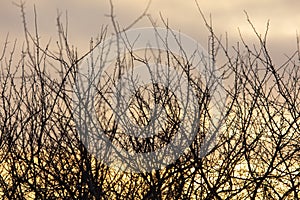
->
[1,0,300,65]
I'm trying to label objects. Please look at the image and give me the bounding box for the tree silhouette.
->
[0,1,299,199]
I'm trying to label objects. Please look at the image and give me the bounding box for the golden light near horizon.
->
[0,0,299,199]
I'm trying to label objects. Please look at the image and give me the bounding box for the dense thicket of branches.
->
[0,3,299,199]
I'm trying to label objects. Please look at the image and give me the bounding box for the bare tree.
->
[0,1,299,199]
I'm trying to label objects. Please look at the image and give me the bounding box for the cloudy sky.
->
[1,0,300,64]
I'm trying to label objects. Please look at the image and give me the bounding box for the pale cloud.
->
[1,0,299,63]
